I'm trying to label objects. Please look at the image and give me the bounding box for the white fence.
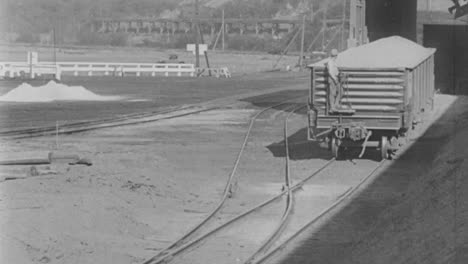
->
[0,62,59,79]
[55,62,196,77]
[0,61,202,79]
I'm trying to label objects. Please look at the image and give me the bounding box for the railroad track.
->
[5,92,385,263]
[250,161,386,264]
[141,98,387,264]
[142,99,304,264]
[0,105,215,139]
[0,89,308,140]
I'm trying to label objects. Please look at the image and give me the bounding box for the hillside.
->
[1,0,345,45]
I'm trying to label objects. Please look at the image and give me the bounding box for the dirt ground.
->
[0,76,466,264]
[0,84,310,264]
[0,72,308,131]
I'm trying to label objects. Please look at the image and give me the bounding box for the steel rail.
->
[244,104,306,264]
[145,159,336,264]
[0,105,189,137]
[0,105,220,139]
[0,106,181,135]
[142,98,304,264]
[144,102,385,264]
[251,159,387,264]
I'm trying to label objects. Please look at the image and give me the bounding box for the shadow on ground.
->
[273,96,468,264]
[266,128,331,160]
[240,89,308,110]
[266,126,384,162]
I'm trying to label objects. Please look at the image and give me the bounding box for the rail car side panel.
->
[404,55,435,129]
[309,67,406,136]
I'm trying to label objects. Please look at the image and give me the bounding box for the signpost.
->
[27,51,38,78]
[187,44,208,55]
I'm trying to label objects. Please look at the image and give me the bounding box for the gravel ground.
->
[0,73,464,264]
[0,72,308,131]
[0,85,309,264]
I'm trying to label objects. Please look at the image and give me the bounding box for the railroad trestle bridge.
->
[91,18,343,36]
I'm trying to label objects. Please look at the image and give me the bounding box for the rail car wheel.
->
[331,137,341,159]
[380,136,390,160]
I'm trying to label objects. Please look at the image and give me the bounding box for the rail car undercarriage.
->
[326,121,402,160]
[309,111,405,160]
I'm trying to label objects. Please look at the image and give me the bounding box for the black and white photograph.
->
[0,0,467,263]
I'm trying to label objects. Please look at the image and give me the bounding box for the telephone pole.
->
[322,3,328,50]
[299,15,306,69]
[53,28,56,64]
[195,0,200,68]
[340,0,346,50]
[222,9,225,51]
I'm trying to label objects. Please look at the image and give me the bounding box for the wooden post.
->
[340,0,346,51]
[204,51,211,76]
[322,3,328,50]
[272,28,301,69]
[212,24,222,50]
[349,0,356,48]
[299,15,306,69]
[222,9,225,51]
[195,0,200,68]
[29,52,33,79]
[53,27,57,67]
[198,23,205,45]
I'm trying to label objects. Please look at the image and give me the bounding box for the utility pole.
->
[53,27,57,66]
[299,15,306,69]
[322,3,328,51]
[211,9,225,51]
[340,0,347,50]
[221,9,225,51]
[195,0,200,68]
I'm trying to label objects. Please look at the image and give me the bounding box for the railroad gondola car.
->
[307,36,436,160]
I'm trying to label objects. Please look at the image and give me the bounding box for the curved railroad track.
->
[0,87,386,264]
[142,98,305,264]
[3,91,386,264]
[250,159,386,264]
[141,99,387,264]
[242,105,304,264]
[141,100,335,264]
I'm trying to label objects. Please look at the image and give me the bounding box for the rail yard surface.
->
[1,65,466,264]
[3,0,468,263]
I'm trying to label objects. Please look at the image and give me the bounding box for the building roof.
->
[309,36,436,69]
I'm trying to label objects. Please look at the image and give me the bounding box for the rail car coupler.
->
[331,122,368,141]
[348,125,368,141]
